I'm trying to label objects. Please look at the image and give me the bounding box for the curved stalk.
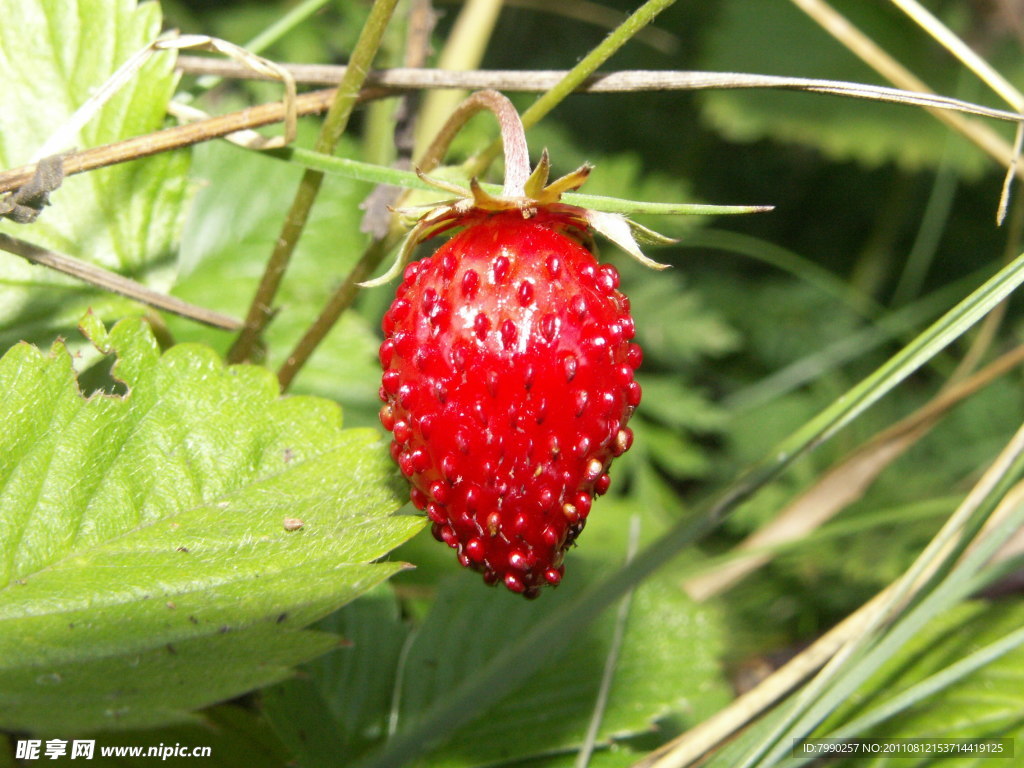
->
[416,89,532,195]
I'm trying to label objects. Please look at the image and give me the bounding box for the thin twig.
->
[0,234,241,331]
[790,0,1021,180]
[888,0,1024,111]
[416,90,533,194]
[0,89,342,196]
[175,59,1024,124]
[575,515,641,768]
[4,69,1023,199]
[276,235,396,390]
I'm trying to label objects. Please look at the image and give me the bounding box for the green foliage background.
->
[1,0,1023,766]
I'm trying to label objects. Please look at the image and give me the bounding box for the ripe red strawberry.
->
[378,209,642,597]
[366,90,671,597]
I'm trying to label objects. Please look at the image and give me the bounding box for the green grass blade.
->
[742,428,1024,768]
[829,626,1024,752]
[771,250,1024,454]
[725,268,983,411]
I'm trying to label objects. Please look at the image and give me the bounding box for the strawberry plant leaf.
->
[264,516,728,768]
[261,584,412,767]
[0,0,190,348]
[288,506,728,768]
[0,316,423,733]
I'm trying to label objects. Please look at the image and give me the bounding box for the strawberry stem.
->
[415,89,531,196]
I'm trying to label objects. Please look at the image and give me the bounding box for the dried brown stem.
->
[174,58,1024,127]
[0,233,241,330]
[685,339,1024,600]
[0,88,357,196]
[4,69,1022,200]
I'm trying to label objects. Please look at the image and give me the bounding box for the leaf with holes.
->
[0,315,423,733]
[0,0,190,349]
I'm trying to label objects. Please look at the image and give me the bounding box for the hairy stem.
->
[275,0,435,390]
[226,0,399,363]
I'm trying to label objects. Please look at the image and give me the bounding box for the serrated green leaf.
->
[0,317,424,733]
[262,584,412,767]
[262,503,727,768]
[5,626,343,735]
[0,0,190,348]
[393,522,727,768]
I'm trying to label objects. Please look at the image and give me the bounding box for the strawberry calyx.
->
[361,90,674,288]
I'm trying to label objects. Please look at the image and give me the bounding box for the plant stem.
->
[226,0,399,364]
[5,69,1023,199]
[193,0,336,92]
[520,0,674,129]
[0,234,241,330]
[274,0,435,391]
[464,0,679,178]
[247,0,334,57]
[416,90,532,193]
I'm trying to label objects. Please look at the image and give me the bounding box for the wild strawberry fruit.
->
[371,91,669,597]
[380,209,642,597]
